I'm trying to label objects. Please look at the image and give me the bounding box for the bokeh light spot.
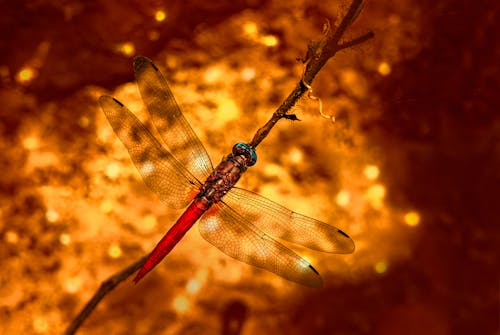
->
[404,211,420,227]
[78,116,90,128]
[46,209,60,223]
[186,278,201,295]
[59,233,71,246]
[241,67,256,81]
[364,164,380,180]
[374,260,388,274]
[215,96,239,122]
[105,162,121,179]
[366,184,386,209]
[33,315,49,333]
[117,42,135,56]
[16,67,36,84]
[378,62,391,76]
[64,276,82,293]
[100,200,113,214]
[155,10,166,22]
[261,35,279,47]
[203,66,223,84]
[242,21,258,37]
[336,190,350,207]
[23,136,39,150]
[288,147,303,164]
[108,243,122,259]
[5,230,19,244]
[142,214,157,230]
[172,295,190,313]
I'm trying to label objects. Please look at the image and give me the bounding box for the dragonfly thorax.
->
[198,151,251,204]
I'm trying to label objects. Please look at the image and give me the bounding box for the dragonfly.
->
[99,56,354,288]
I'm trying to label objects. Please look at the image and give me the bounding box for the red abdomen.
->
[133,199,208,283]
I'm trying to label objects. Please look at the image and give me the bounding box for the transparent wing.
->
[99,96,199,209]
[134,56,213,183]
[198,202,323,287]
[224,187,355,253]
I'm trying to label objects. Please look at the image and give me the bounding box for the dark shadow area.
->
[221,299,248,335]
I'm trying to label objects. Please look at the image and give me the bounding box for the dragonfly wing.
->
[134,56,213,183]
[224,187,355,253]
[198,202,323,287]
[100,96,199,209]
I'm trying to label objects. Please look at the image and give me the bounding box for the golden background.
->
[0,0,497,334]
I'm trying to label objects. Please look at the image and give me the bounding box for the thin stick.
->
[249,0,373,148]
[63,256,148,335]
[64,1,373,333]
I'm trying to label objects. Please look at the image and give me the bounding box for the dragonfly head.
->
[232,142,257,166]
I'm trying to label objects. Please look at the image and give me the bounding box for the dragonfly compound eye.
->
[232,142,257,166]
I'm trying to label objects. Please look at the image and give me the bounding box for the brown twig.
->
[63,256,148,335]
[64,1,372,333]
[249,0,373,148]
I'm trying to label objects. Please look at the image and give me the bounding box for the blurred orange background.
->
[0,0,498,334]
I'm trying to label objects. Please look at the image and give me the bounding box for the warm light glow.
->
[5,230,19,244]
[242,21,258,37]
[216,96,239,121]
[117,42,135,56]
[64,276,82,293]
[105,162,121,179]
[155,10,166,22]
[100,199,113,214]
[46,209,60,223]
[203,66,222,83]
[172,295,190,313]
[142,215,157,230]
[374,260,388,274]
[33,315,49,333]
[404,211,420,227]
[378,62,391,76]
[364,165,380,180]
[336,190,350,207]
[241,67,256,81]
[186,278,201,295]
[78,116,90,128]
[16,67,36,84]
[366,184,386,209]
[23,136,39,150]
[59,233,71,246]
[288,147,303,164]
[108,243,122,258]
[261,35,279,47]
